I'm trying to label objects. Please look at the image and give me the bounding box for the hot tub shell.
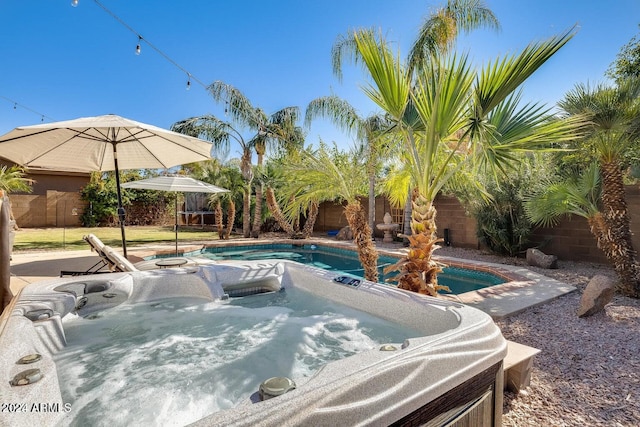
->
[0,261,507,426]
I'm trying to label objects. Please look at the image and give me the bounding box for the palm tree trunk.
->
[242,186,251,238]
[599,161,640,297]
[251,181,263,238]
[214,201,224,240]
[302,201,319,238]
[368,166,376,235]
[385,193,448,296]
[401,188,413,245]
[240,149,253,238]
[225,200,236,240]
[345,201,378,282]
[266,187,295,235]
[251,151,265,238]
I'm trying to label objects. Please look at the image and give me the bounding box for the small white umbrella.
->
[0,114,213,257]
[122,176,228,255]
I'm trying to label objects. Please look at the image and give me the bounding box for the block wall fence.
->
[9,186,640,264]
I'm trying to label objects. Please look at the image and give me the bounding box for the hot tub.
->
[0,261,507,426]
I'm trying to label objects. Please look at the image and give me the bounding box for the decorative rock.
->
[526,248,558,269]
[577,275,616,317]
[335,226,353,241]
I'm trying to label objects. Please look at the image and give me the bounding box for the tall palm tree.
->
[342,28,584,295]
[208,81,303,238]
[172,115,254,237]
[282,144,378,281]
[555,79,640,297]
[305,95,392,232]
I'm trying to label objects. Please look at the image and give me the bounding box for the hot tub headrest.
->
[204,262,285,297]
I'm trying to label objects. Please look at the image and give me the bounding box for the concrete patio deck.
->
[7,238,576,319]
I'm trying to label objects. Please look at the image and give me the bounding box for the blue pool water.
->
[181,244,506,295]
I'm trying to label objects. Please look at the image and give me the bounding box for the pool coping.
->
[135,238,576,320]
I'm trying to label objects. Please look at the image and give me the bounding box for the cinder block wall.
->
[12,183,640,265]
[317,186,640,264]
[11,192,86,228]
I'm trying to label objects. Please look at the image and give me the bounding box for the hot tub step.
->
[503,340,540,393]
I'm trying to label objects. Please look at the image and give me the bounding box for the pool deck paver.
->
[7,237,576,319]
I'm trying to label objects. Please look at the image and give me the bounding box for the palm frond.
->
[475,27,576,116]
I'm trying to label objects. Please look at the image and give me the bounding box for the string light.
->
[1,96,55,122]
[76,0,209,91]
[71,0,78,7]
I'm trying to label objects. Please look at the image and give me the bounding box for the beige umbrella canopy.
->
[122,176,228,255]
[0,114,213,257]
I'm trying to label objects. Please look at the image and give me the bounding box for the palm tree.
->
[174,82,302,238]
[333,0,500,244]
[524,163,637,290]
[208,81,303,238]
[258,157,319,238]
[192,159,244,240]
[554,79,640,297]
[340,28,584,295]
[305,95,392,233]
[172,115,254,237]
[0,165,34,228]
[525,163,604,246]
[282,144,378,281]
[407,0,500,75]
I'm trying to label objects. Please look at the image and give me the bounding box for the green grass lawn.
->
[13,226,226,252]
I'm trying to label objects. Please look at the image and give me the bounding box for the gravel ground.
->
[435,247,640,427]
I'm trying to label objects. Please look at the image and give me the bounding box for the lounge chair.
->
[60,234,216,276]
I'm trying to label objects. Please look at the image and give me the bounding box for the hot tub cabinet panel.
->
[0,261,507,427]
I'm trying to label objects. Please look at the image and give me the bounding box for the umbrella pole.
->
[175,195,178,256]
[112,141,128,258]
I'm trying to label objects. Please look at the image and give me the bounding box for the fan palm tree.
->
[333,0,500,244]
[555,79,640,297]
[305,95,393,232]
[282,144,378,281]
[525,163,607,248]
[524,162,637,290]
[341,28,585,295]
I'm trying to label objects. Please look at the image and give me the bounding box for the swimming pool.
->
[168,244,507,295]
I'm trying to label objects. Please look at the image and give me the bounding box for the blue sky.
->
[1,0,639,160]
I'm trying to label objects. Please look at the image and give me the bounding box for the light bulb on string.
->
[71,0,78,7]
[135,36,142,55]
[186,76,191,91]
[13,103,16,110]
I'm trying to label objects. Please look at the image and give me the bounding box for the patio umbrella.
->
[122,176,228,255]
[0,114,213,258]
